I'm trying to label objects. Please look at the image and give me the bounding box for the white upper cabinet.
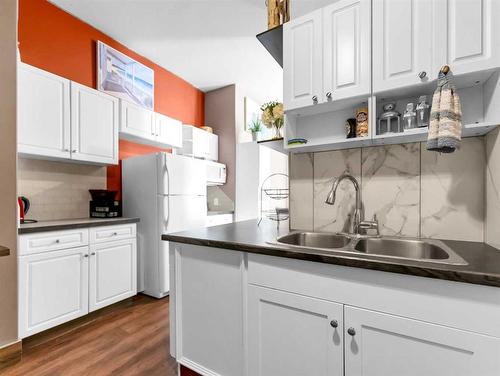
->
[181,125,218,161]
[436,0,500,75]
[248,286,344,376]
[345,306,500,376]
[18,63,71,159]
[323,0,371,101]
[70,82,119,165]
[120,100,155,140]
[155,112,183,149]
[372,0,435,94]
[283,9,323,110]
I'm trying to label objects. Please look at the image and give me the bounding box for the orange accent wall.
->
[18,0,205,199]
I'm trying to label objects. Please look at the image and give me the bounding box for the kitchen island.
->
[164,220,500,376]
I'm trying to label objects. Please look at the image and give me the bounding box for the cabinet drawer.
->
[19,229,89,256]
[90,224,136,244]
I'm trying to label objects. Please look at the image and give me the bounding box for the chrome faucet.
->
[325,173,363,235]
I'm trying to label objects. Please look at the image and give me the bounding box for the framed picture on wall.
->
[97,41,154,110]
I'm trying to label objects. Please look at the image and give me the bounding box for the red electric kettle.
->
[17,196,33,224]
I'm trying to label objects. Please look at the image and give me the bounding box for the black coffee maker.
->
[89,190,122,218]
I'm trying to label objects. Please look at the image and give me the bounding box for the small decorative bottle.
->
[416,95,431,128]
[403,103,417,131]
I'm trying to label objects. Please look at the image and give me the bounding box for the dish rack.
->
[258,173,289,228]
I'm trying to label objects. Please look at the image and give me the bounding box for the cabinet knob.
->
[63,148,69,152]
[312,95,318,104]
[326,92,332,99]
[91,252,96,256]
[84,254,89,258]
[347,327,356,336]
[418,71,427,79]
[55,239,60,244]
[71,149,77,153]
[330,319,338,328]
[112,232,118,236]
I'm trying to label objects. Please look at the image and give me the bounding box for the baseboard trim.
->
[0,340,22,370]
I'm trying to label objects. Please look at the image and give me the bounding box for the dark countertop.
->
[163,219,500,288]
[0,246,9,257]
[19,217,140,234]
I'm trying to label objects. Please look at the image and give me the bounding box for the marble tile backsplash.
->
[18,158,107,221]
[290,138,487,242]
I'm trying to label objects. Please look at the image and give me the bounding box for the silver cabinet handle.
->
[330,320,338,328]
[326,92,332,99]
[418,71,427,79]
[312,95,318,104]
[83,254,89,258]
[91,252,96,256]
[71,149,77,153]
[347,327,356,336]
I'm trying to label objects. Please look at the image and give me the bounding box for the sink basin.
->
[353,237,467,265]
[277,232,351,249]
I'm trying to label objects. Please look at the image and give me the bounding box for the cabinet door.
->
[372,0,434,93]
[323,0,371,102]
[120,100,155,140]
[88,238,137,312]
[18,63,71,159]
[283,9,323,110]
[155,113,183,148]
[18,246,89,338]
[436,0,500,75]
[207,133,218,161]
[70,82,119,165]
[248,286,344,376]
[192,127,209,159]
[345,306,500,376]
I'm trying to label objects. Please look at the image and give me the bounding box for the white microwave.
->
[206,161,226,186]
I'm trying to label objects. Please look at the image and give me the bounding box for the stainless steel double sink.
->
[275,232,468,265]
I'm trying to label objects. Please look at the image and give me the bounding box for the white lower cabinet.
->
[89,239,137,312]
[248,286,343,376]
[345,306,500,376]
[170,244,500,376]
[18,246,89,338]
[19,224,137,338]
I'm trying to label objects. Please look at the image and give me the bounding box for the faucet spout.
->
[325,173,363,234]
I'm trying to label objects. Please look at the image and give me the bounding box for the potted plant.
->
[249,118,263,141]
[261,101,284,139]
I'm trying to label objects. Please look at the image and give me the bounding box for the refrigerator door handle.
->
[165,159,170,229]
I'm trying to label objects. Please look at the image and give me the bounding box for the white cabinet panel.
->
[89,239,137,312]
[89,224,136,244]
[155,112,183,148]
[283,9,323,110]
[18,63,71,159]
[173,245,244,376]
[438,0,500,75]
[345,306,500,376]
[373,0,434,93]
[19,246,89,338]
[70,82,119,165]
[120,100,155,140]
[207,133,218,161]
[192,126,209,159]
[248,286,344,376]
[323,0,370,101]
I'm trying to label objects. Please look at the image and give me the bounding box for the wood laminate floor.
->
[2,295,178,376]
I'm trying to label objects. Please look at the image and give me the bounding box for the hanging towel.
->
[426,71,462,153]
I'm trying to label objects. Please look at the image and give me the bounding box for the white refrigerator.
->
[122,152,207,298]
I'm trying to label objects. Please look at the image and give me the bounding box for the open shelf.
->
[256,25,283,68]
[258,138,286,154]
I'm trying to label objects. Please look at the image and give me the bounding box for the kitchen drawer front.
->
[90,224,136,244]
[19,229,89,256]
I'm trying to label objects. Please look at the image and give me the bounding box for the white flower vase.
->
[273,123,283,139]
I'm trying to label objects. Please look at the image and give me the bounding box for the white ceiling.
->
[50,0,332,104]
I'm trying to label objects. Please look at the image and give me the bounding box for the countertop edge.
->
[0,246,10,257]
[19,217,141,235]
[162,234,500,289]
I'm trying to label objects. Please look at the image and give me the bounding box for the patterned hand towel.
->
[426,71,462,153]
